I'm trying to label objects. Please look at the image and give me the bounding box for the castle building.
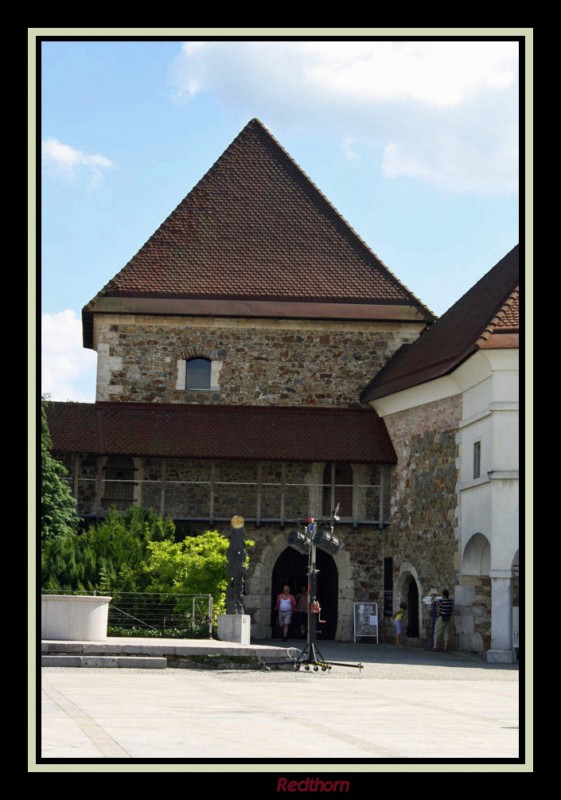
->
[45,119,519,658]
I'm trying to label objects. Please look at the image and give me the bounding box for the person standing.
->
[432,588,454,652]
[392,602,407,646]
[275,584,296,641]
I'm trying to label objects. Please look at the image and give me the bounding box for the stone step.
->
[42,655,167,669]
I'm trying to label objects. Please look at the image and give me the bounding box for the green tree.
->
[143,530,231,616]
[41,505,176,592]
[41,401,78,542]
[80,506,176,591]
[41,530,89,591]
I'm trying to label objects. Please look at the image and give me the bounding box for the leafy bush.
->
[107,625,210,639]
[143,530,230,618]
[41,505,175,592]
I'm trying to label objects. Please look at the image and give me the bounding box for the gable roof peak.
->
[83,118,435,347]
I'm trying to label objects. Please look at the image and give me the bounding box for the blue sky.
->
[40,38,520,402]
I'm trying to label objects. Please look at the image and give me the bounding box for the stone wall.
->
[94,315,423,407]
[382,396,462,645]
[454,576,491,652]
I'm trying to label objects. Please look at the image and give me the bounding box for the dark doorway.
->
[406,576,420,638]
[271,547,339,640]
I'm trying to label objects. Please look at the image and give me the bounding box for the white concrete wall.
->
[456,349,519,660]
[489,478,519,568]
[459,484,492,550]
[457,350,519,573]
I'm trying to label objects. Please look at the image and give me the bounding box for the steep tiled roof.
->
[85,118,433,314]
[478,287,519,342]
[360,245,520,402]
[494,288,519,328]
[46,402,397,464]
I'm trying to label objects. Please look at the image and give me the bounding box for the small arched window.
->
[186,357,211,391]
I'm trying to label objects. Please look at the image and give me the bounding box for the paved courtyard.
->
[39,642,520,763]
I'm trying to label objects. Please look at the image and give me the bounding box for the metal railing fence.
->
[41,590,214,638]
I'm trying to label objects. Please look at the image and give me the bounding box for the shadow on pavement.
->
[254,639,519,671]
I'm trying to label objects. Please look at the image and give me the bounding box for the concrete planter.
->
[42,594,112,641]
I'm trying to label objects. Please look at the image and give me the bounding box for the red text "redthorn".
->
[277,778,350,793]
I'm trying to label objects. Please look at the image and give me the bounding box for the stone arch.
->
[245,529,354,641]
[395,563,422,642]
[270,547,339,639]
[180,348,214,361]
[463,533,491,576]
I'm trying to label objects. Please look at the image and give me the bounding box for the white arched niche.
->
[462,532,491,576]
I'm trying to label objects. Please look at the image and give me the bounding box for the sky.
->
[40,36,521,403]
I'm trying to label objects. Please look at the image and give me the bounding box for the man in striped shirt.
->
[432,589,454,652]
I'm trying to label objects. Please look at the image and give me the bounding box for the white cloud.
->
[42,310,97,402]
[382,142,432,181]
[341,136,358,161]
[42,139,115,187]
[381,127,518,194]
[171,41,518,194]
[298,41,516,108]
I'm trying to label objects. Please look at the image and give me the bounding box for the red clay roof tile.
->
[46,402,397,464]
[85,119,433,316]
[482,287,519,333]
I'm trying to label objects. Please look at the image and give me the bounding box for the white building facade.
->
[456,348,519,662]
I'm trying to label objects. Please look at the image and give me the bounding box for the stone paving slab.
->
[39,643,520,762]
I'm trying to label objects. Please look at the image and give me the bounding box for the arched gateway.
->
[270,547,339,640]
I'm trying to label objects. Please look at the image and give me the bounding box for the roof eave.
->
[478,331,519,349]
[361,345,479,403]
[83,295,430,338]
